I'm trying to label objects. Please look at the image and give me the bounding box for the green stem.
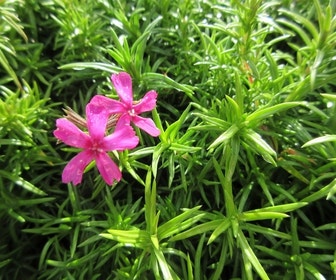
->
[145,169,159,235]
[224,137,240,217]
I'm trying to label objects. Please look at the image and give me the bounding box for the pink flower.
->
[54,102,139,185]
[90,72,160,137]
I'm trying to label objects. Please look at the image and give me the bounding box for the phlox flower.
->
[54,102,139,185]
[90,72,160,137]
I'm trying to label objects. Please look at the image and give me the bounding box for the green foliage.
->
[0,0,336,279]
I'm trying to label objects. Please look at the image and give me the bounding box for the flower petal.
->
[103,118,139,151]
[115,114,132,130]
[90,95,126,114]
[86,101,110,140]
[54,118,91,148]
[62,150,94,185]
[111,72,133,106]
[132,115,161,137]
[95,152,122,185]
[133,90,158,114]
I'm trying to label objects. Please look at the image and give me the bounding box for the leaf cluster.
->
[0,0,336,279]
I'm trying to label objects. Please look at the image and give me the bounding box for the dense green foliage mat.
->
[0,0,335,279]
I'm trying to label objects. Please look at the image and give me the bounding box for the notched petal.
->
[62,150,93,185]
[133,116,161,137]
[96,152,122,185]
[111,72,133,105]
[54,118,90,148]
[103,123,139,151]
[133,90,158,113]
[90,95,126,114]
[86,102,110,140]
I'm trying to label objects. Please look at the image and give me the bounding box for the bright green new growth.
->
[1,0,336,279]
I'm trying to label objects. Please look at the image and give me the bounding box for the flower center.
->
[128,108,136,117]
[90,141,103,154]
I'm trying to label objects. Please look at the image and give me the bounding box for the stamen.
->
[63,106,87,129]
[107,114,120,130]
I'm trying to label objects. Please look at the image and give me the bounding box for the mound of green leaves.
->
[0,0,335,279]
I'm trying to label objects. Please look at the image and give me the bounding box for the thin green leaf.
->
[169,219,224,242]
[207,218,231,245]
[208,124,240,150]
[158,206,203,240]
[246,102,302,126]
[302,135,336,147]
[237,229,270,280]
[100,229,150,248]
[0,170,46,196]
[59,62,122,73]
[239,212,288,222]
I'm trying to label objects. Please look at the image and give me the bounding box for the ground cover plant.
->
[0,0,336,279]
